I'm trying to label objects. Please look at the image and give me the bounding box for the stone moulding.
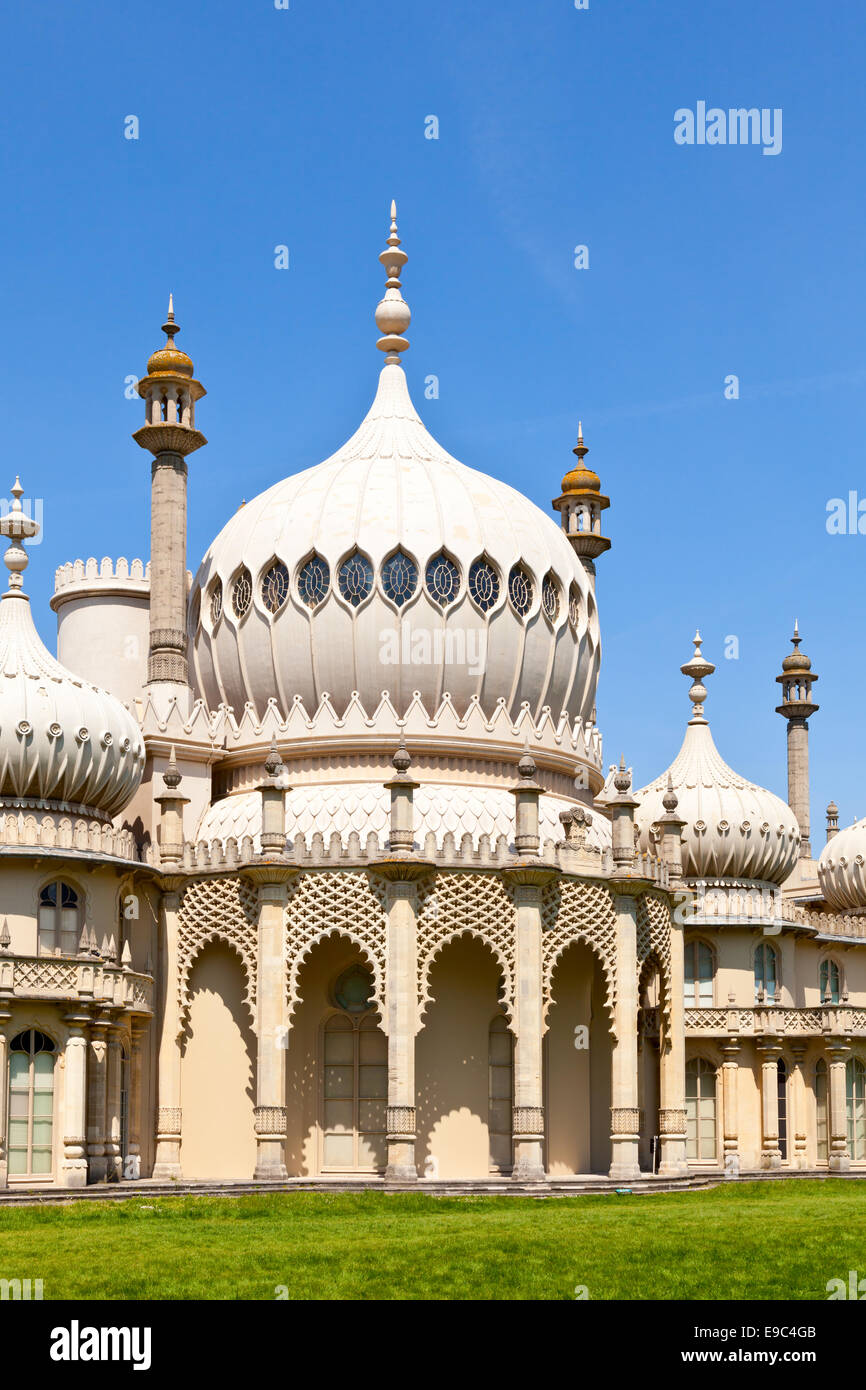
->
[0,955,153,1012]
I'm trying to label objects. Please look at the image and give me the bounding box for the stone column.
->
[609,889,642,1181]
[105,1021,123,1181]
[383,877,421,1181]
[505,871,554,1183]
[828,1041,851,1172]
[758,1039,782,1169]
[790,1042,809,1169]
[87,1015,109,1181]
[127,1018,146,1179]
[61,1013,91,1188]
[153,881,184,1179]
[657,781,689,1176]
[0,1007,10,1188]
[242,865,295,1181]
[721,1037,740,1177]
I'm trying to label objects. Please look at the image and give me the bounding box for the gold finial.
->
[375,200,411,362]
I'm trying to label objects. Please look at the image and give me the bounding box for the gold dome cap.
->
[561,423,601,493]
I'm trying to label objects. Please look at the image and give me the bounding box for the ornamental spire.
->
[681,630,715,724]
[375,200,411,363]
[0,476,40,594]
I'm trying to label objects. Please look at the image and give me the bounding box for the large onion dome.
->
[634,634,800,883]
[189,206,599,725]
[818,819,866,909]
[0,479,145,818]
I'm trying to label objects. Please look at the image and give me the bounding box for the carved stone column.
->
[153,880,184,1179]
[242,865,296,1181]
[828,1041,851,1172]
[105,1019,124,1181]
[127,1018,147,1179]
[0,1007,10,1188]
[609,888,642,1181]
[791,1041,809,1169]
[87,1015,109,1181]
[721,1037,740,1176]
[61,1012,91,1188]
[758,1038,782,1169]
[658,903,688,1176]
[381,874,423,1181]
[503,867,556,1182]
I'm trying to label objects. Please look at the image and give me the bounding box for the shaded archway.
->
[545,941,612,1175]
[416,934,505,1179]
[284,933,385,1177]
[181,943,256,1179]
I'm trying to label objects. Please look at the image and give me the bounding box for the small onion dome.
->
[781,620,812,672]
[560,422,601,493]
[146,294,194,378]
[634,632,800,883]
[0,479,144,818]
[818,818,866,909]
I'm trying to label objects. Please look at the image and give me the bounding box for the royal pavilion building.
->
[0,207,865,1191]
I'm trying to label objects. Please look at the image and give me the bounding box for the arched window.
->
[820,959,841,1005]
[468,559,500,614]
[777,1059,788,1162]
[847,1058,866,1161]
[754,943,778,1002]
[381,550,418,607]
[209,579,222,625]
[685,1057,717,1160]
[322,968,386,1172]
[8,1030,55,1177]
[231,567,252,620]
[815,1059,828,1163]
[568,583,581,631]
[684,940,714,1006]
[297,553,330,608]
[507,564,533,618]
[425,552,461,608]
[338,552,374,608]
[38,881,81,956]
[541,574,560,624]
[488,1015,513,1174]
[261,561,289,614]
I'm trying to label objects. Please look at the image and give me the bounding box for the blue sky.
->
[2,0,865,833]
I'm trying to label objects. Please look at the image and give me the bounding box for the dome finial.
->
[161,293,179,345]
[0,475,40,593]
[680,629,715,723]
[375,200,410,363]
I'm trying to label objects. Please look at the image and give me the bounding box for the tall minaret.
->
[775,622,819,860]
[551,423,611,580]
[133,297,206,698]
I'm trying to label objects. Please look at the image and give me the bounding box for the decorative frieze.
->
[386,1106,416,1136]
[156,1107,182,1137]
[512,1106,544,1137]
[610,1107,641,1135]
[254,1106,287,1136]
[658,1107,687,1136]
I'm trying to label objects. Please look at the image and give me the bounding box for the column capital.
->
[240,865,298,894]
[500,862,560,890]
[368,857,435,884]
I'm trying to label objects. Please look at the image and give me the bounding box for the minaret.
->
[133,297,206,694]
[775,622,819,860]
[826,802,839,842]
[551,423,611,580]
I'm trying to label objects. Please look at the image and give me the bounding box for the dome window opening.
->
[508,564,533,618]
[297,554,331,609]
[261,561,290,615]
[425,552,461,608]
[568,583,581,631]
[468,559,500,614]
[381,550,418,607]
[210,579,223,626]
[542,574,560,624]
[231,568,252,620]
[338,552,374,608]
[334,965,376,1014]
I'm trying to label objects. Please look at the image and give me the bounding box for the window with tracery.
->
[338,553,374,608]
[232,567,252,619]
[210,579,223,625]
[261,561,290,614]
[508,564,533,617]
[381,550,418,607]
[425,553,460,608]
[541,574,559,623]
[297,554,330,608]
[468,559,500,614]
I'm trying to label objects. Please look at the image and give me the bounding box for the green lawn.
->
[0,1180,863,1300]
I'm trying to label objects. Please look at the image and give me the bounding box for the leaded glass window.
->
[232,567,252,619]
[8,1030,55,1177]
[468,559,500,614]
[542,574,560,623]
[381,550,418,607]
[297,554,330,608]
[322,1013,387,1172]
[508,564,533,617]
[684,940,714,1006]
[754,943,778,1002]
[210,579,223,625]
[568,583,580,630]
[261,561,289,614]
[425,553,461,607]
[338,552,374,608]
[38,881,80,956]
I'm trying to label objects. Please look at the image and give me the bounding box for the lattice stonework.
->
[540,878,617,1035]
[416,872,516,1028]
[177,876,258,1026]
[636,891,673,1036]
[284,871,387,1028]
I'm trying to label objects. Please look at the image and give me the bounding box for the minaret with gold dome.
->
[551,423,611,578]
[133,297,206,692]
[775,621,819,860]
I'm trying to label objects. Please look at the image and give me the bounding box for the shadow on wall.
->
[416,934,504,1180]
[546,940,612,1176]
[180,943,256,1179]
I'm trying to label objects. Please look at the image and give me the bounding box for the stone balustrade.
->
[640,1004,866,1037]
[0,954,153,1013]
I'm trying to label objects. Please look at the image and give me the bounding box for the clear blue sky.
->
[2,0,865,833]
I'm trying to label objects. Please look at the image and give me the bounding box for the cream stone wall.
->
[545,943,611,1175]
[53,590,150,708]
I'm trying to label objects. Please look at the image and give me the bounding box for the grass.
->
[0,1179,863,1300]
